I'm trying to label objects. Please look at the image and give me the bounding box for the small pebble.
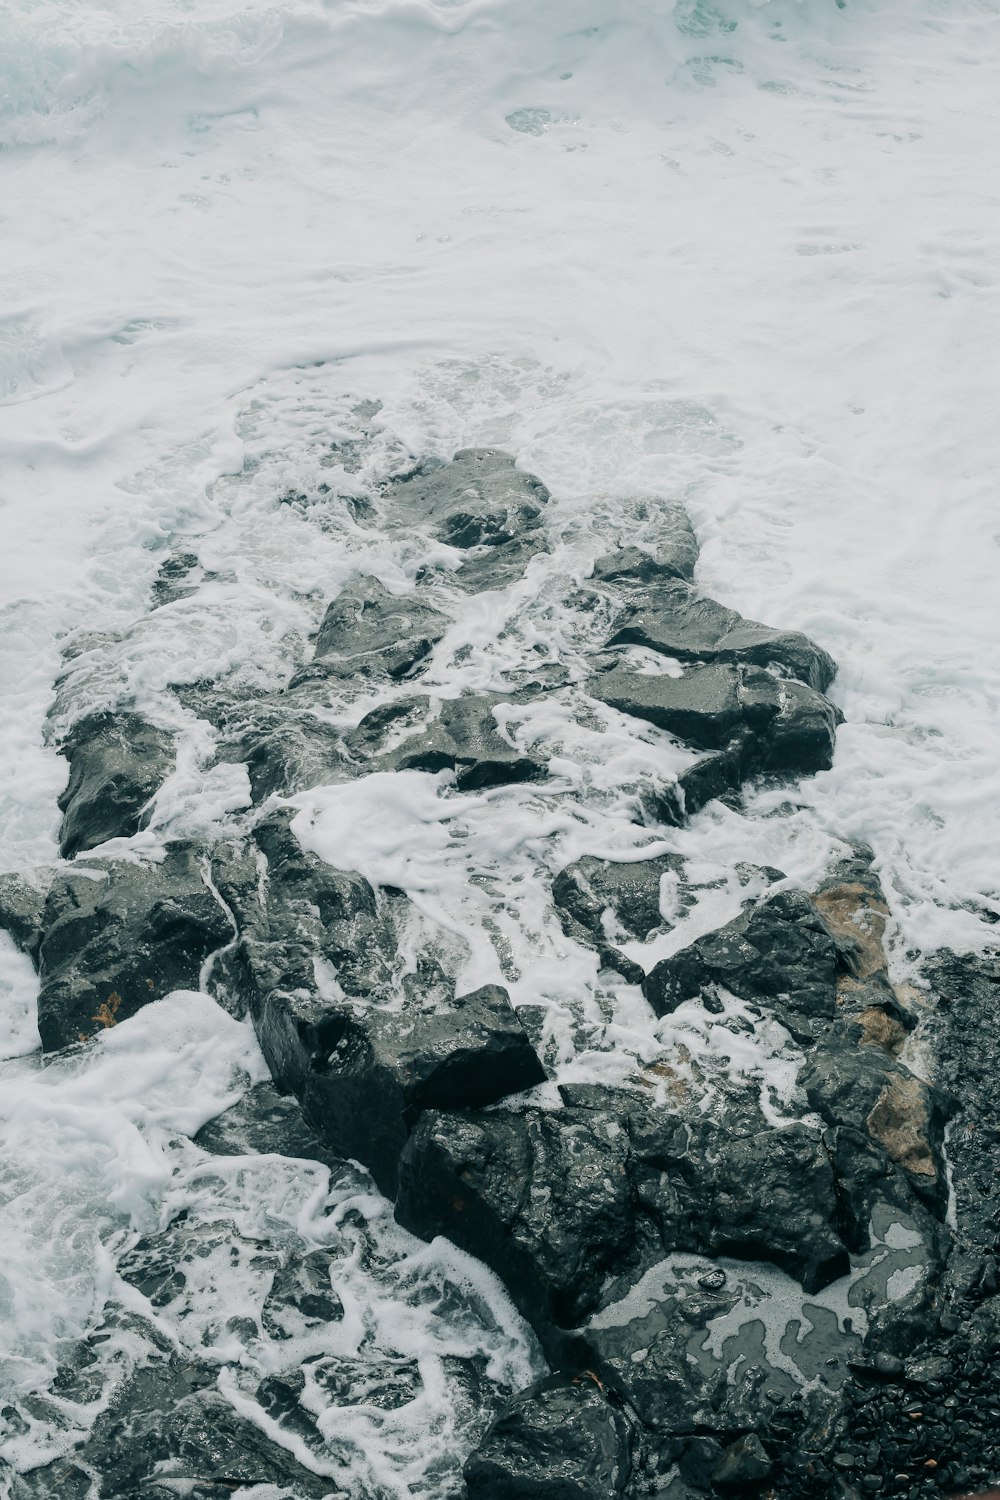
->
[697,1268,727,1293]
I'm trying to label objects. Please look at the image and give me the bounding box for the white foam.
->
[2,0,999,1485]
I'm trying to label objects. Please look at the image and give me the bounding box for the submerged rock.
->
[193,1077,351,1173]
[298,574,448,683]
[346,691,548,790]
[80,1358,331,1498]
[390,447,549,550]
[591,506,699,586]
[0,867,52,959]
[608,578,836,693]
[551,851,690,982]
[56,710,175,858]
[35,842,232,1050]
[464,1374,635,1500]
[216,811,545,1197]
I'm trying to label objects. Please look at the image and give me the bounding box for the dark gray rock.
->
[712,1433,772,1487]
[215,812,544,1196]
[298,574,448,682]
[590,662,838,773]
[35,842,232,1051]
[591,507,698,585]
[463,1374,634,1500]
[397,1104,636,1332]
[396,1087,849,1341]
[221,809,395,1011]
[194,1078,351,1175]
[657,738,749,825]
[801,1045,950,1210]
[927,948,1000,1270]
[449,532,549,593]
[608,579,836,693]
[0,868,52,959]
[257,979,545,1199]
[589,662,751,749]
[56,710,175,858]
[643,888,841,1043]
[203,690,348,801]
[81,1358,331,1497]
[389,448,548,550]
[551,852,691,983]
[346,692,547,791]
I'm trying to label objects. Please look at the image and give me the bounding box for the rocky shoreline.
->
[1,445,998,1500]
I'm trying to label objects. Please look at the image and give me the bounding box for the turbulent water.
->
[1,0,999,1495]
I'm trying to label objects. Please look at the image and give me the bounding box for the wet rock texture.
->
[2,447,997,1500]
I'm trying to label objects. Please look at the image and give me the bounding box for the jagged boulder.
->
[294,574,448,683]
[345,691,548,790]
[801,1044,950,1209]
[56,710,175,858]
[396,1085,849,1342]
[591,506,699,586]
[643,888,841,1042]
[590,663,839,794]
[257,978,545,1199]
[464,1374,635,1500]
[191,688,349,802]
[214,813,544,1196]
[34,842,232,1050]
[390,447,549,549]
[589,663,760,751]
[551,852,690,982]
[608,579,836,693]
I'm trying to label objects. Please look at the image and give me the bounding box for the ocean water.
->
[1,0,999,1492]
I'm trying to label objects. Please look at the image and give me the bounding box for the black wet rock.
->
[643,887,840,1042]
[194,1077,351,1175]
[926,949,1000,1258]
[589,662,761,751]
[258,978,545,1199]
[551,851,690,982]
[590,663,839,813]
[297,574,448,683]
[591,506,699,586]
[800,1046,950,1208]
[56,710,175,858]
[0,868,51,959]
[34,842,232,1051]
[217,812,544,1195]
[713,1432,773,1487]
[220,807,396,1009]
[608,578,836,693]
[79,1357,331,1498]
[396,1087,848,1341]
[463,1374,634,1500]
[346,691,547,791]
[390,447,548,550]
[397,1103,635,1333]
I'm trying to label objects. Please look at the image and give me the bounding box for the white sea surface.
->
[1,0,998,1492]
